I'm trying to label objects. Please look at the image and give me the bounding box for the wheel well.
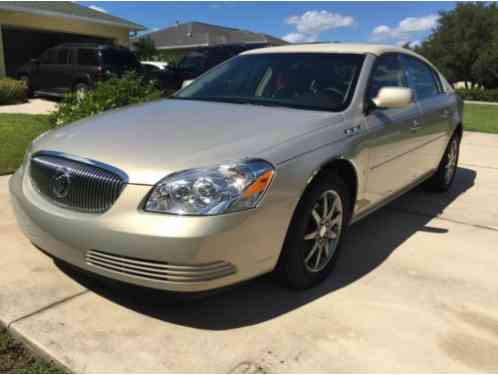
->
[310,159,358,213]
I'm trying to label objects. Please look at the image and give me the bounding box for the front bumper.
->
[9,166,294,292]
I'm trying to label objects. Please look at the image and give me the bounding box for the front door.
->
[363,53,422,206]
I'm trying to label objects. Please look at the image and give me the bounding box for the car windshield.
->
[102,49,141,69]
[175,53,365,112]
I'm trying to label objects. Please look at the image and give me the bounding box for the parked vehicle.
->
[158,44,262,91]
[10,44,463,293]
[17,43,142,97]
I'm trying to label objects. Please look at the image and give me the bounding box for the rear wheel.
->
[274,174,351,289]
[425,132,461,192]
[18,75,33,98]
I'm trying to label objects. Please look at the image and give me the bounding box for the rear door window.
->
[77,49,100,66]
[401,55,441,100]
[58,49,71,65]
[39,49,58,65]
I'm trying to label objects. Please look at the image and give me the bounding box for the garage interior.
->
[2,26,113,77]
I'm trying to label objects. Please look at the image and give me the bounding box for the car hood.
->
[33,99,341,185]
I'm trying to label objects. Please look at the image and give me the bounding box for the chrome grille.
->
[30,152,126,213]
[86,249,236,283]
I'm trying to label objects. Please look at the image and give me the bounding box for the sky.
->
[78,1,458,47]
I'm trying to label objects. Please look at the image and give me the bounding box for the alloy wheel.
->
[303,190,343,273]
[445,138,458,185]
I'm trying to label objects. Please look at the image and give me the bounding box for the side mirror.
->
[372,87,413,109]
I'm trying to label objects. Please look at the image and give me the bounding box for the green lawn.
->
[0,114,53,175]
[463,103,498,134]
[0,329,63,373]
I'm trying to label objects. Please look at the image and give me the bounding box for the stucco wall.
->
[0,9,131,77]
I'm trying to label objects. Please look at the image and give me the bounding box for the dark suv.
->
[159,44,264,91]
[17,43,142,96]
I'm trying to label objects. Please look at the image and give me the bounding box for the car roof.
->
[241,43,414,56]
[55,43,127,50]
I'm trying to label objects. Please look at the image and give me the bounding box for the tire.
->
[274,173,352,289]
[424,132,461,192]
[18,75,33,98]
[74,82,89,99]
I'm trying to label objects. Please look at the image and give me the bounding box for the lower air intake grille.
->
[86,249,236,283]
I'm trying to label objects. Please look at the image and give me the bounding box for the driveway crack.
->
[7,290,89,328]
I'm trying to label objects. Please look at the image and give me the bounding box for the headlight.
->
[144,159,274,215]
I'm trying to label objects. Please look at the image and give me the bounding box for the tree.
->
[133,36,158,61]
[414,2,498,89]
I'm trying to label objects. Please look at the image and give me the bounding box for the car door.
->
[401,54,454,177]
[363,53,422,206]
[56,48,74,93]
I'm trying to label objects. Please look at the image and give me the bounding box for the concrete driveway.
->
[1,131,497,372]
[0,98,57,115]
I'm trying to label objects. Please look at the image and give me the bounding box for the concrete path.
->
[0,99,57,115]
[1,132,497,372]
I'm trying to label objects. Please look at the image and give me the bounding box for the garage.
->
[0,1,144,77]
[2,26,113,77]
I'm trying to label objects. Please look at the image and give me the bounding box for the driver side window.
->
[367,53,408,102]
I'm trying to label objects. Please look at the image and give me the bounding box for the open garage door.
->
[3,26,113,77]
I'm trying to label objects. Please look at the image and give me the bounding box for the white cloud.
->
[370,14,439,44]
[283,10,354,43]
[89,5,108,13]
[282,32,318,43]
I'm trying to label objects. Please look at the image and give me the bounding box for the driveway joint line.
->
[388,207,498,232]
[7,290,89,329]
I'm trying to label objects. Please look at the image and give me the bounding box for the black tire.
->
[18,75,33,98]
[424,132,461,192]
[274,173,352,289]
[74,82,89,98]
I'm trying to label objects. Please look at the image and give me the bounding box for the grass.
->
[463,103,498,134]
[0,114,53,175]
[0,329,63,373]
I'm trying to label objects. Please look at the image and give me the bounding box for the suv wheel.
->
[19,75,33,98]
[274,174,351,289]
[74,83,89,99]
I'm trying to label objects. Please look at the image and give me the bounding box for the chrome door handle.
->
[410,120,421,132]
[441,109,451,119]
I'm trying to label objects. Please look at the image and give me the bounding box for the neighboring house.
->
[0,1,144,77]
[133,21,287,57]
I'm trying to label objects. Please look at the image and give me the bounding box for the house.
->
[0,1,144,77]
[133,21,287,58]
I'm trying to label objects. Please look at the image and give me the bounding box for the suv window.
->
[101,49,140,70]
[58,49,71,65]
[367,53,408,101]
[401,55,441,100]
[77,49,100,66]
[39,49,58,65]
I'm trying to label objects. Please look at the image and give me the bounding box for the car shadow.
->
[55,167,476,330]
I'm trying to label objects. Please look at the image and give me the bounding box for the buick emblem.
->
[50,168,71,199]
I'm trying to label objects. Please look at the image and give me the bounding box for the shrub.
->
[50,71,162,127]
[0,78,27,105]
[456,88,498,102]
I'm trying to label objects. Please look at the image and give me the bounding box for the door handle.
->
[410,119,421,132]
[441,109,451,119]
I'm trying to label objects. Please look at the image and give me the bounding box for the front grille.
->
[86,249,236,283]
[30,152,126,213]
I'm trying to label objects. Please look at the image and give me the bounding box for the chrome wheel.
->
[303,190,343,273]
[445,138,458,184]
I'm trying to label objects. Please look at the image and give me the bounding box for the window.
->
[176,53,365,112]
[58,49,71,65]
[401,55,441,100]
[77,49,99,66]
[367,53,408,101]
[101,49,140,69]
[39,49,58,65]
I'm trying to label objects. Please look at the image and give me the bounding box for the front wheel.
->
[274,174,351,289]
[425,132,461,192]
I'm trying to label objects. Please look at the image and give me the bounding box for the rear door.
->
[400,54,453,177]
[364,53,422,205]
[55,48,74,93]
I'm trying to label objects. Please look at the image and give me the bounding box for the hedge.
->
[0,78,27,105]
[456,88,498,103]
